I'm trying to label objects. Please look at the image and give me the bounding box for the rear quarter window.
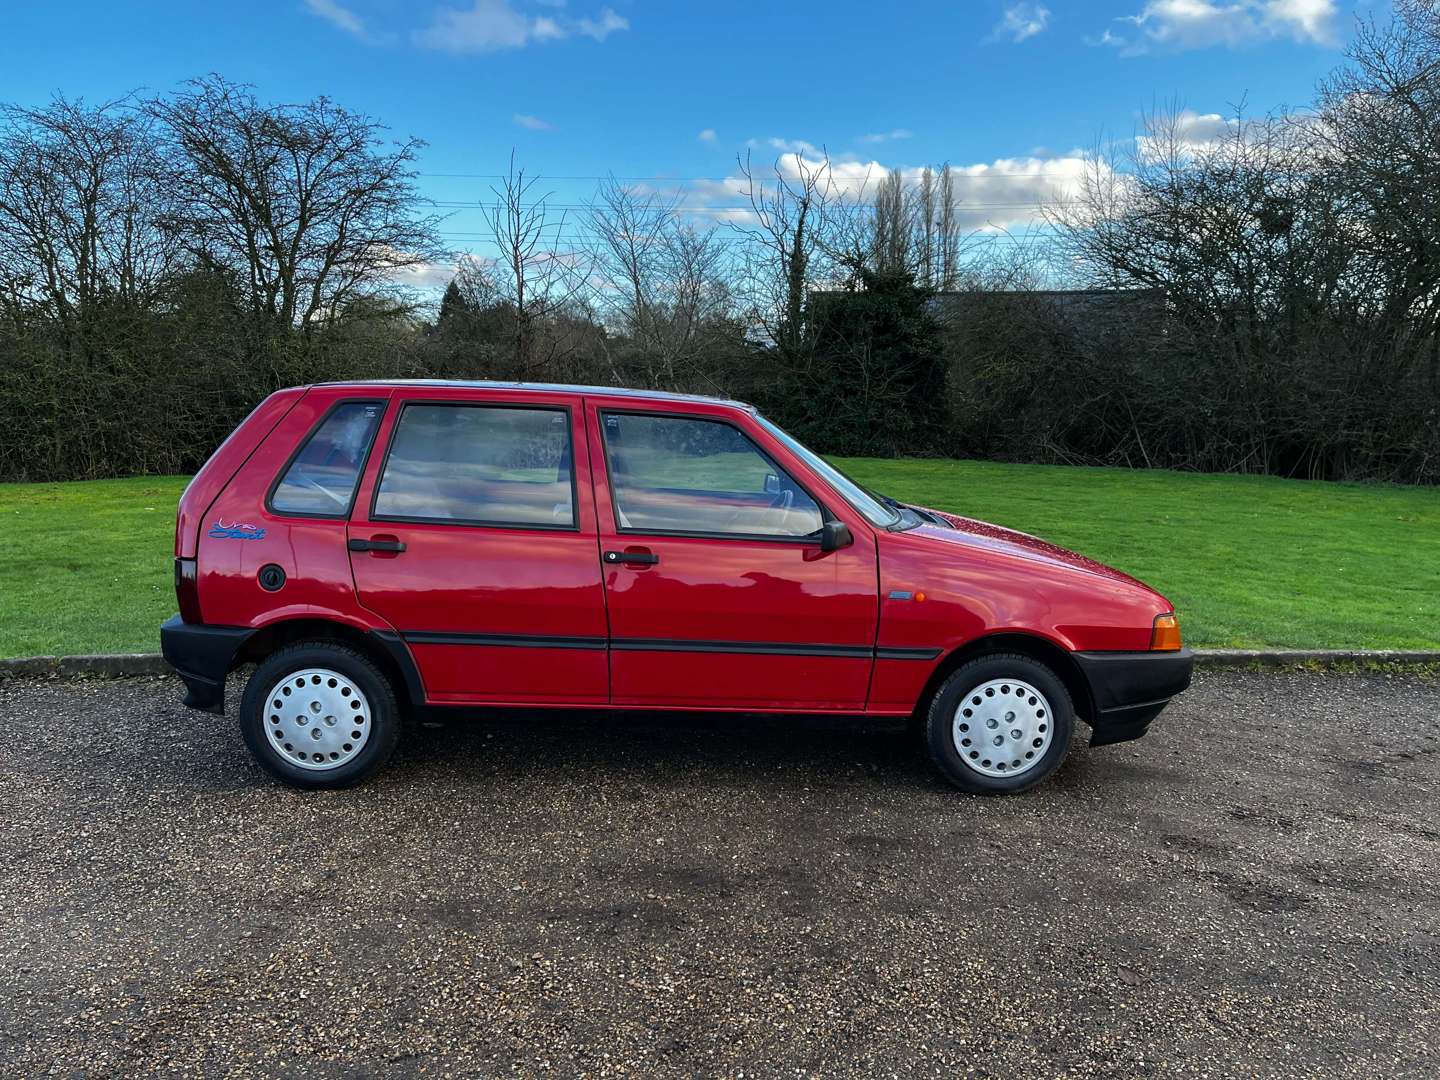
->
[269,401,384,517]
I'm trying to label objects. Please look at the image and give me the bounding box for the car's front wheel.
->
[924,653,1074,794]
[239,641,400,789]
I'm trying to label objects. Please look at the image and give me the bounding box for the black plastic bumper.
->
[1073,647,1194,747]
[159,615,254,714]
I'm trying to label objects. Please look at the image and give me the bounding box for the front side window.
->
[755,414,901,529]
[602,412,823,538]
[270,401,383,516]
[373,404,575,528]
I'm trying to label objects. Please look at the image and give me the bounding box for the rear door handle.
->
[348,537,406,553]
[604,550,659,566]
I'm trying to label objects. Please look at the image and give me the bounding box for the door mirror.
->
[818,519,852,552]
[763,472,781,495]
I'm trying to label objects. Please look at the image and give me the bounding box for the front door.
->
[586,400,879,711]
[349,389,609,705]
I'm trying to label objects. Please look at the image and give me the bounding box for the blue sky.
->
[0,0,1374,268]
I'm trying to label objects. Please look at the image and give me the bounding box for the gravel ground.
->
[1,670,1438,1079]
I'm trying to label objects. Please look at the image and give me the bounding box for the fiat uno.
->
[161,381,1193,794]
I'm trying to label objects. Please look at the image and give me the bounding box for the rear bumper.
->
[1073,647,1194,747]
[159,615,253,714]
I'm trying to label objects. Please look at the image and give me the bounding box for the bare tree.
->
[483,153,590,377]
[0,96,174,329]
[148,75,441,328]
[586,175,675,352]
[935,164,962,289]
[661,221,733,376]
[1316,0,1440,369]
[916,167,936,287]
[730,151,842,359]
[584,177,737,387]
[870,167,915,276]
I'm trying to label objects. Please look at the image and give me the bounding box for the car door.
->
[348,388,609,706]
[585,398,879,711]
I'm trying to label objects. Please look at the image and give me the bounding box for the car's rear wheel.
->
[924,653,1074,794]
[239,641,399,789]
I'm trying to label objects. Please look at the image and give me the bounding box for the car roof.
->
[309,380,755,412]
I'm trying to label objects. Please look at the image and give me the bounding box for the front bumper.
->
[159,615,254,714]
[1073,647,1194,747]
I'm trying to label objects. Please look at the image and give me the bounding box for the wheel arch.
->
[235,618,423,710]
[916,632,1095,726]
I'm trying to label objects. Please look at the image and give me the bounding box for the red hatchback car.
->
[161,381,1192,794]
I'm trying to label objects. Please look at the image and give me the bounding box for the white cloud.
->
[1099,0,1338,54]
[390,258,458,290]
[512,113,554,130]
[575,7,628,41]
[415,0,629,52]
[697,128,717,143]
[417,0,528,50]
[1135,109,1239,160]
[664,145,1106,234]
[857,128,914,145]
[304,0,366,37]
[754,136,825,157]
[990,3,1051,43]
[1266,0,1335,41]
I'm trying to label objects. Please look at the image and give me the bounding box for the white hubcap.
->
[263,668,371,771]
[952,678,1053,778]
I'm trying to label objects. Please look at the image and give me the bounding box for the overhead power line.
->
[419,170,1090,183]
[424,200,1076,212]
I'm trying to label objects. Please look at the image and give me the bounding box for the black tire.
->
[924,653,1074,795]
[239,640,400,790]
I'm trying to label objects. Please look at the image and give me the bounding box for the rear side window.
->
[373,404,576,528]
[269,401,384,517]
[601,412,823,538]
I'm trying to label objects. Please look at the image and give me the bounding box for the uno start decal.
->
[208,520,267,541]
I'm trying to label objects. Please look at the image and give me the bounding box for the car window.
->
[602,412,823,538]
[373,403,575,528]
[270,401,384,516]
[755,414,901,529]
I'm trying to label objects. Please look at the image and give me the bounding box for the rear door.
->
[585,399,879,711]
[348,388,608,706]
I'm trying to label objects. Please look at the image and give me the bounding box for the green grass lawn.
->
[835,457,1439,652]
[0,476,190,657]
[1,461,1436,657]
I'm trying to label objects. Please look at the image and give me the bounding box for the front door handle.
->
[349,537,406,554]
[604,550,659,566]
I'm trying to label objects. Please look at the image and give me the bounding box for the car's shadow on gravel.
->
[169,674,1107,797]
[389,707,941,788]
[312,704,1083,802]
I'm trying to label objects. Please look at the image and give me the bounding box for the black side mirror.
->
[818,519,852,552]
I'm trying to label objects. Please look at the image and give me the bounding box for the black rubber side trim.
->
[402,630,608,650]
[610,638,873,658]
[875,646,944,660]
[371,630,427,706]
[159,614,254,715]
[396,631,943,660]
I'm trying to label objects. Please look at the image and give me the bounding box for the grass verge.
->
[835,457,1439,652]
[1,460,1435,656]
